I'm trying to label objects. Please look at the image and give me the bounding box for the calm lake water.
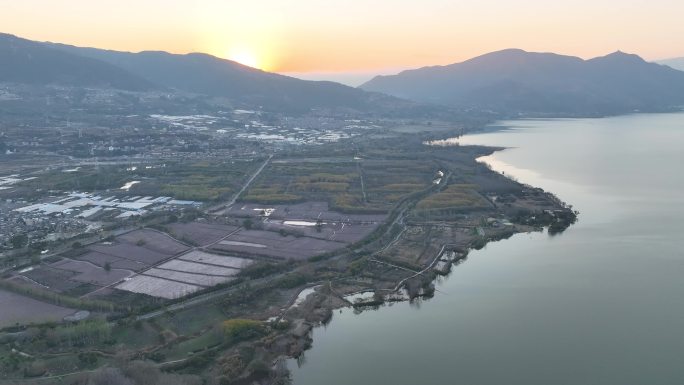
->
[289,112,684,385]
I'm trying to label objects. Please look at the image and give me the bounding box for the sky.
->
[2,0,684,85]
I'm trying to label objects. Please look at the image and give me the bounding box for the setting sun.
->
[227,48,260,69]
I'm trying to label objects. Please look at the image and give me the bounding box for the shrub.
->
[222,319,265,341]
[275,273,307,289]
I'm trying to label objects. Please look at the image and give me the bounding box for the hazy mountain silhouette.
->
[0,33,154,90]
[5,33,681,116]
[658,57,684,72]
[361,49,684,115]
[50,42,399,111]
[0,33,414,113]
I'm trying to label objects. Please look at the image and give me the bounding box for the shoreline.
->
[274,142,578,383]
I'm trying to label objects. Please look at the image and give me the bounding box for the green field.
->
[410,183,492,221]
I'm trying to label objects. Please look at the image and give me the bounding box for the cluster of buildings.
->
[1,191,199,251]
[14,192,198,219]
[151,112,378,146]
[0,202,91,250]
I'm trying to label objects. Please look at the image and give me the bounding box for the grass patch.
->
[415,184,490,210]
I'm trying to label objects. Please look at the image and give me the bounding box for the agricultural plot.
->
[263,218,381,243]
[416,184,491,211]
[362,159,438,211]
[50,259,133,286]
[212,229,345,260]
[115,275,201,299]
[118,229,191,255]
[325,222,381,243]
[240,158,437,214]
[0,289,76,328]
[77,251,147,271]
[13,225,253,304]
[241,161,365,209]
[228,201,386,222]
[227,201,385,245]
[89,243,170,266]
[87,229,189,267]
[123,160,262,202]
[16,160,261,202]
[156,259,239,276]
[17,256,134,298]
[22,266,82,293]
[179,250,253,269]
[114,251,248,298]
[143,268,233,287]
[16,228,195,301]
[167,222,239,246]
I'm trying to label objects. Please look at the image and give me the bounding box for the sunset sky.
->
[3,0,683,83]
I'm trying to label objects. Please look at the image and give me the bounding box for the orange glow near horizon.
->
[225,47,261,69]
[2,0,684,74]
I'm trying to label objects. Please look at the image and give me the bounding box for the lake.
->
[288,112,684,385]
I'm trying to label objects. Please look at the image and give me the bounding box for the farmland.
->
[154,259,239,276]
[115,275,202,299]
[6,197,389,304]
[112,249,248,299]
[167,222,240,246]
[212,229,345,260]
[0,122,578,384]
[92,230,187,262]
[13,228,192,299]
[144,268,233,286]
[179,250,253,268]
[0,289,76,328]
[415,184,490,210]
[50,259,132,286]
[214,201,387,260]
[14,159,264,203]
[241,158,440,213]
[136,160,262,202]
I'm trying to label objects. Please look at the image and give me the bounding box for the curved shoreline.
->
[278,141,578,383]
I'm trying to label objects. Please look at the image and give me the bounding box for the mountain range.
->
[0,33,153,91]
[658,57,684,72]
[361,49,684,115]
[0,33,411,113]
[2,32,684,116]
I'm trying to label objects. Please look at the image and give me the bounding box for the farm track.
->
[136,172,450,320]
[357,161,367,203]
[210,154,273,213]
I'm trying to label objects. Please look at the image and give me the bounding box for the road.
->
[210,154,272,213]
